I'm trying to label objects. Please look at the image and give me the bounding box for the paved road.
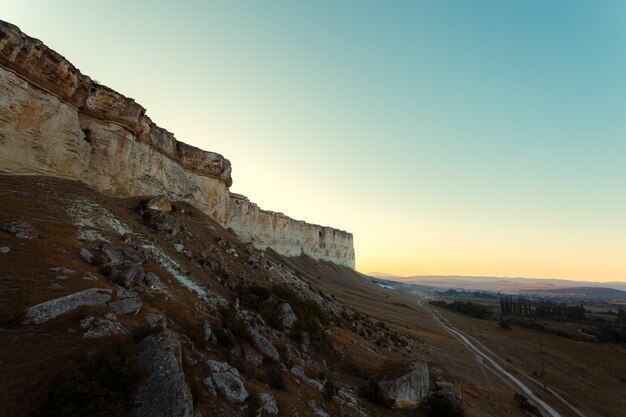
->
[417,296,588,417]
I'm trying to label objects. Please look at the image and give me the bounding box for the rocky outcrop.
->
[206,360,249,403]
[22,288,112,324]
[229,194,355,268]
[376,362,429,409]
[0,20,355,269]
[131,331,194,417]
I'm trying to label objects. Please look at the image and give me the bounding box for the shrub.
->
[258,362,287,390]
[499,320,512,330]
[37,338,144,417]
[424,397,465,417]
[514,392,540,415]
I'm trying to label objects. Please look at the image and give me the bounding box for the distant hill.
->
[531,286,626,300]
[366,273,626,293]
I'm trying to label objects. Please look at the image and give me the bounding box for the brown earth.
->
[2,174,621,417]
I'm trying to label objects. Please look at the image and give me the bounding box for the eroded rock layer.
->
[0,20,355,268]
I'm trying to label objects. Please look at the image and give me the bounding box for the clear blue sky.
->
[3,0,626,280]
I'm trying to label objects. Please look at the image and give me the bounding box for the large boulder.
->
[247,327,279,362]
[275,303,297,329]
[206,359,248,403]
[23,288,112,324]
[375,362,429,409]
[130,331,193,417]
[259,393,279,415]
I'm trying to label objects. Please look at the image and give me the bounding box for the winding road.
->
[417,296,587,417]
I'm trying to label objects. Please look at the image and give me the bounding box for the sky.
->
[3,0,626,282]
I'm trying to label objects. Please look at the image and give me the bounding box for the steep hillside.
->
[0,175,467,417]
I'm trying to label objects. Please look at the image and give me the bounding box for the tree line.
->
[500,297,585,320]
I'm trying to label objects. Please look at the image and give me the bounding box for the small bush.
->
[499,320,512,330]
[37,338,144,417]
[514,392,540,415]
[258,362,287,390]
[424,397,465,417]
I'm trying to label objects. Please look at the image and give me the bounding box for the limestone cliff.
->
[0,20,355,268]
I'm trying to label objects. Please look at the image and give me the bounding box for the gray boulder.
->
[376,362,429,408]
[259,393,279,415]
[146,312,167,329]
[308,400,330,417]
[143,272,163,289]
[275,303,297,328]
[0,246,10,253]
[247,327,279,361]
[23,288,112,324]
[130,331,193,417]
[207,359,248,403]
[212,372,248,403]
[2,221,39,239]
[83,313,128,337]
[110,295,142,315]
[80,248,94,264]
[108,262,144,288]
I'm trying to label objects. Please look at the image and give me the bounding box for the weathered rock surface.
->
[2,221,39,239]
[23,288,112,324]
[259,393,279,415]
[275,303,297,328]
[308,400,330,417]
[0,20,355,269]
[109,288,142,315]
[376,362,429,409]
[202,320,212,342]
[247,327,279,362]
[207,359,248,403]
[131,331,193,417]
[145,195,173,212]
[229,194,355,268]
[81,313,128,337]
[146,312,167,329]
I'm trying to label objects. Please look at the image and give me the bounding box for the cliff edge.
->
[0,20,354,268]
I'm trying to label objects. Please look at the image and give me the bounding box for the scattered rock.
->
[202,320,212,342]
[431,381,461,402]
[110,296,142,315]
[79,248,94,264]
[54,275,68,281]
[290,366,325,391]
[243,348,263,368]
[50,267,76,275]
[99,242,124,264]
[146,312,167,329]
[207,359,248,403]
[143,272,163,289]
[247,327,279,362]
[275,303,297,328]
[83,313,128,337]
[308,400,330,417]
[107,262,144,287]
[259,393,279,415]
[49,283,63,289]
[23,288,112,324]
[174,243,184,252]
[212,371,248,404]
[2,221,39,239]
[130,331,194,417]
[376,362,429,408]
[0,246,10,253]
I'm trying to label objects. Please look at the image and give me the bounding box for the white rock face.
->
[376,362,429,409]
[229,194,355,268]
[0,20,356,269]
